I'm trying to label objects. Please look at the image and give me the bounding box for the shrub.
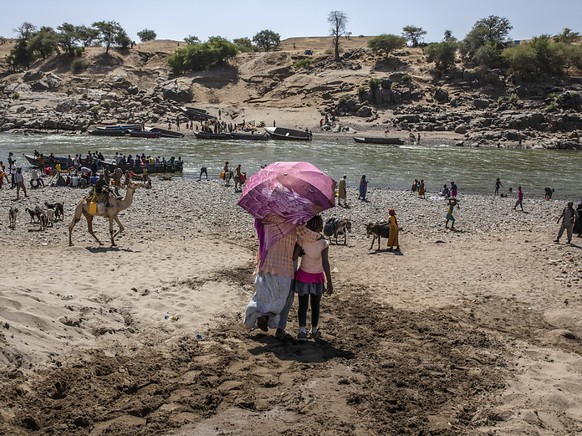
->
[90,105,101,114]
[71,58,88,73]
[294,58,312,69]
[11,92,20,100]
[358,86,368,98]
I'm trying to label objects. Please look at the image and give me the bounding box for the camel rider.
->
[94,175,111,207]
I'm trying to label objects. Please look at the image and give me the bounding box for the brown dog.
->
[9,207,18,228]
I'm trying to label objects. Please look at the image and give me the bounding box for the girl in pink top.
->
[293,215,333,342]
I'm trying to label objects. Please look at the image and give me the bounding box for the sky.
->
[1,0,581,43]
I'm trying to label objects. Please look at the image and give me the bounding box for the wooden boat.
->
[24,153,71,168]
[128,129,161,138]
[264,127,312,141]
[229,132,269,141]
[194,131,269,141]
[103,124,142,130]
[148,127,184,138]
[88,127,128,136]
[353,136,404,145]
[99,159,183,175]
[180,107,217,121]
[194,131,231,140]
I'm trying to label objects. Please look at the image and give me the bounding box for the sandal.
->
[297,331,308,342]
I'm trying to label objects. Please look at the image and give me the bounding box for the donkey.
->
[324,217,352,245]
[366,221,390,250]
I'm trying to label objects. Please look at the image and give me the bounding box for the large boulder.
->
[162,82,192,102]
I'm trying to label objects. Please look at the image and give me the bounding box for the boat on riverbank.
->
[23,154,71,168]
[88,127,127,136]
[128,130,161,139]
[99,159,183,175]
[353,136,405,145]
[149,127,184,138]
[265,127,312,141]
[194,131,269,141]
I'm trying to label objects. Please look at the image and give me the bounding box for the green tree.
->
[168,36,239,74]
[252,29,280,51]
[137,29,156,42]
[7,38,32,70]
[92,20,125,53]
[554,27,580,44]
[57,23,78,53]
[502,35,577,78]
[426,40,458,73]
[368,34,406,58]
[402,25,426,47]
[207,36,238,61]
[461,15,512,63]
[29,26,59,59]
[328,10,348,61]
[76,25,99,47]
[184,35,200,45]
[115,28,131,49]
[7,22,36,70]
[443,30,457,43]
[233,37,253,52]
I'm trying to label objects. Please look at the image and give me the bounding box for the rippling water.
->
[1,133,580,200]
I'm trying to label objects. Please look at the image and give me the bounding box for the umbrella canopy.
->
[237,161,336,224]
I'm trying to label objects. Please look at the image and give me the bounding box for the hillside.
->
[0,37,581,148]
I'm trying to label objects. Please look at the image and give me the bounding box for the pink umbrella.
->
[238,162,337,264]
[237,161,336,224]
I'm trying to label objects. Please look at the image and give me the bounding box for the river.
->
[1,133,580,200]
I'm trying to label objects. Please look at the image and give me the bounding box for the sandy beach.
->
[1,174,581,435]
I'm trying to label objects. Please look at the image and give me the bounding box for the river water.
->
[1,133,580,200]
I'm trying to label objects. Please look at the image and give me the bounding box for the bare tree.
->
[328,10,348,61]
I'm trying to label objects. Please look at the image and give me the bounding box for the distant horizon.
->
[1,0,581,44]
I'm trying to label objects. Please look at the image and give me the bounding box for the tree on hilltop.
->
[460,15,512,67]
[253,30,280,51]
[368,34,406,58]
[29,26,59,59]
[402,25,427,47]
[92,20,126,53]
[7,22,37,70]
[76,25,100,48]
[554,28,580,44]
[168,36,239,74]
[426,34,458,74]
[56,23,78,53]
[137,29,156,42]
[233,37,253,53]
[328,10,348,61]
[184,35,200,45]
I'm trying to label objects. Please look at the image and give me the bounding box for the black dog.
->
[25,207,40,223]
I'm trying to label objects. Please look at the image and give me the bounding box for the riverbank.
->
[0,178,581,434]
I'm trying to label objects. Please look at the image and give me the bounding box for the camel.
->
[68,182,141,247]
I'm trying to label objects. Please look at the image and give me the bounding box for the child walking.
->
[293,215,333,342]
